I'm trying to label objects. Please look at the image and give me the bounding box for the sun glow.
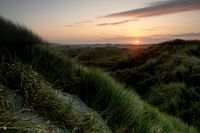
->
[135,40,140,44]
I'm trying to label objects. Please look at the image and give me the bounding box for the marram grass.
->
[0,61,112,133]
[0,84,53,133]
[21,45,197,133]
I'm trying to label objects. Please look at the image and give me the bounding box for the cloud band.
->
[104,0,200,18]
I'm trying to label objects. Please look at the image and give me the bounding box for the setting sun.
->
[135,40,140,44]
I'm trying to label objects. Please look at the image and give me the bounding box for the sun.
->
[135,40,140,44]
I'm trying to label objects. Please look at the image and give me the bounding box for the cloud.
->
[65,24,83,27]
[66,20,93,27]
[97,19,138,26]
[142,27,162,31]
[101,32,200,44]
[74,20,93,24]
[104,0,200,18]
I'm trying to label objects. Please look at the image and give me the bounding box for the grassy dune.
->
[0,16,198,132]
[59,41,200,129]
[109,44,200,128]
[22,45,197,132]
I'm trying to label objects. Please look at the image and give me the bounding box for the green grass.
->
[0,84,53,133]
[111,44,200,128]
[21,45,197,132]
[72,42,200,128]
[0,61,111,133]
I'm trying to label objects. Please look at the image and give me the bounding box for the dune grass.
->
[0,16,44,44]
[111,44,200,128]
[0,16,45,59]
[20,45,197,133]
[0,84,53,133]
[0,60,111,133]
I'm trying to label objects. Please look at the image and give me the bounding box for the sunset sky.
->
[0,0,200,44]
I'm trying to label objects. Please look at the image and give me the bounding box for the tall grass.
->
[0,84,53,133]
[0,61,111,133]
[22,45,197,133]
[0,16,45,58]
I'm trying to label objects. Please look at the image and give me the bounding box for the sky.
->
[0,0,200,44]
